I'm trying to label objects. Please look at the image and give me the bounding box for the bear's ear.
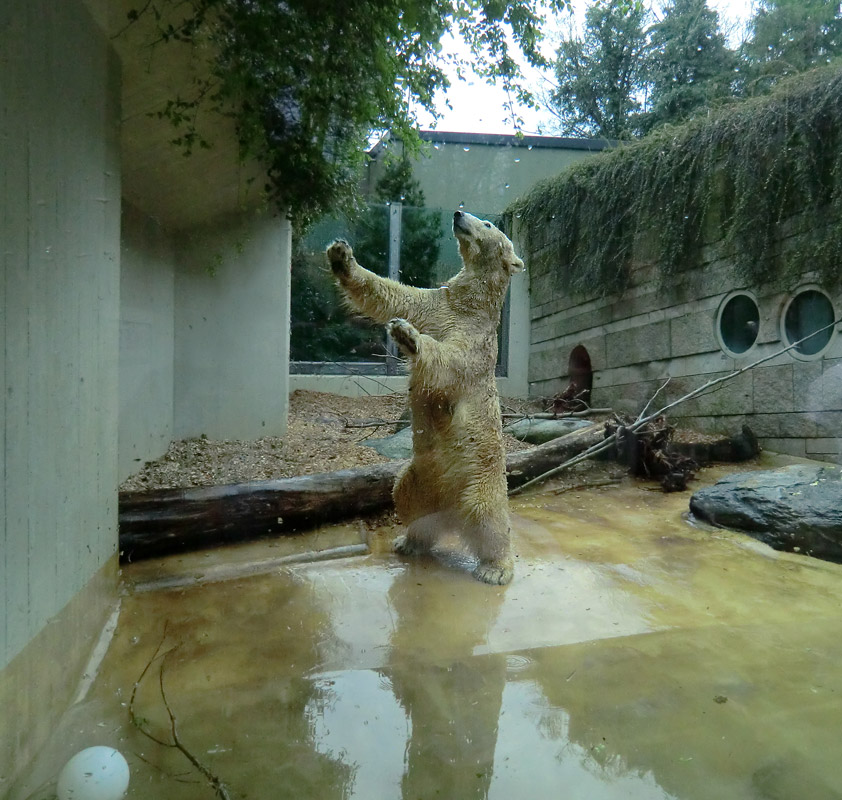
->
[498,242,524,274]
[505,255,525,275]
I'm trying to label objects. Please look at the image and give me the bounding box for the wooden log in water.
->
[119,424,606,562]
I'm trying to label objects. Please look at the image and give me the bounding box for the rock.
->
[689,464,842,562]
[505,418,593,444]
[363,426,414,460]
[674,425,760,464]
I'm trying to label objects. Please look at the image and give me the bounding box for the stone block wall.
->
[525,219,842,462]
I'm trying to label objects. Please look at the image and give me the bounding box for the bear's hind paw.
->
[393,533,428,556]
[473,561,513,585]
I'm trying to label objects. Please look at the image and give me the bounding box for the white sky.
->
[417,0,756,136]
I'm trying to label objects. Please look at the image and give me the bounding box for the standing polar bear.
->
[327,210,524,584]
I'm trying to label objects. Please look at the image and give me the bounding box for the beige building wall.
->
[365,132,609,219]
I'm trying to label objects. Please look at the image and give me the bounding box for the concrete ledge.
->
[0,556,119,790]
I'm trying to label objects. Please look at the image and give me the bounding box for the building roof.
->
[420,130,614,150]
[369,129,613,158]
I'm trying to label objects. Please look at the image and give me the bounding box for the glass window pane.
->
[784,289,834,356]
[719,293,759,355]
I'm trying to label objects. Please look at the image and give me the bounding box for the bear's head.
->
[453,211,524,277]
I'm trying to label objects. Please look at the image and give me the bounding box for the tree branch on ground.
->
[509,317,840,495]
[130,626,233,800]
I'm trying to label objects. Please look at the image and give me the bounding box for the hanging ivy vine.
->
[511,63,842,297]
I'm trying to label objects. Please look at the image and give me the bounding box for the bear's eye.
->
[484,222,492,228]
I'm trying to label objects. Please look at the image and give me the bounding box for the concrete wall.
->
[174,213,292,440]
[525,217,842,461]
[119,207,292,477]
[1,0,121,780]
[119,204,176,481]
[1,0,294,786]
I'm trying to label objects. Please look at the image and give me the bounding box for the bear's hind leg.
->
[469,524,514,585]
[459,494,514,585]
[393,463,444,556]
[394,513,452,556]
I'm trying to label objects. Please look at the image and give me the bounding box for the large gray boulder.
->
[689,464,842,562]
[363,426,414,460]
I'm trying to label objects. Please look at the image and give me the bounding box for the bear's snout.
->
[453,209,469,235]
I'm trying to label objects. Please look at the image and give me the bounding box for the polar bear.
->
[326,210,524,584]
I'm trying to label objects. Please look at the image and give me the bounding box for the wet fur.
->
[326,212,523,584]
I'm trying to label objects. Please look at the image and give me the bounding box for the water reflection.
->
[294,556,677,800]
[385,565,507,799]
[307,670,409,799]
[13,465,842,800]
[488,680,675,799]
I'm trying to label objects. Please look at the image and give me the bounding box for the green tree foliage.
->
[744,0,842,94]
[125,0,567,225]
[548,0,650,138]
[289,246,385,362]
[352,156,443,289]
[643,0,738,130]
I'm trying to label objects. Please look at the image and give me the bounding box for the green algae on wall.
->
[510,64,842,299]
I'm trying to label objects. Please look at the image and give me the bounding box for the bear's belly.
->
[410,392,504,466]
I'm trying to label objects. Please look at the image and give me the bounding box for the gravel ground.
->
[119,390,541,493]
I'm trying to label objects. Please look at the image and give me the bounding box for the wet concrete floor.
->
[12,455,842,799]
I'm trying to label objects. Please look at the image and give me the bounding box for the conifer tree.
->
[743,0,842,93]
[548,0,650,139]
[644,0,737,130]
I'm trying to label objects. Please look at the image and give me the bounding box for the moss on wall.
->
[511,64,842,298]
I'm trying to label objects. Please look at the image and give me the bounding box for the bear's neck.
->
[447,267,509,318]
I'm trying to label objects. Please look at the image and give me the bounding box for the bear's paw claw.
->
[473,562,513,585]
[326,240,352,273]
[393,534,427,556]
[387,318,420,355]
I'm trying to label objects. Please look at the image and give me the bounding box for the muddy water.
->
[11,457,842,799]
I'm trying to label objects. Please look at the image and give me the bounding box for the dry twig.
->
[130,626,234,800]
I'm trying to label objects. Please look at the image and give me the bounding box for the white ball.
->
[57,746,130,800]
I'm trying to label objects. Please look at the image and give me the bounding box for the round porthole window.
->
[717,292,760,356]
[782,287,836,358]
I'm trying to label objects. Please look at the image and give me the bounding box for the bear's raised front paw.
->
[473,561,513,586]
[393,533,428,556]
[387,318,420,356]
[326,239,353,275]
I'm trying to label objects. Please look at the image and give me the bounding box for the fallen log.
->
[504,422,605,484]
[119,423,605,561]
[119,461,401,562]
